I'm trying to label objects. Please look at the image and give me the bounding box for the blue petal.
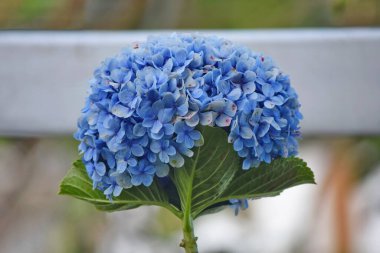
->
[263,153,271,164]
[150,141,161,153]
[177,103,189,116]
[163,58,173,73]
[191,88,203,98]
[131,144,144,157]
[145,73,157,88]
[262,83,275,97]
[174,121,185,133]
[85,163,94,177]
[278,118,288,128]
[189,130,201,140]
[271,96,284,105]
[264,142,273,153]
[163,124,174,135]
[199,112,213,125]
[169,153,185,168]
[110,69,123,83]
[144,164,156,174]
[257,123,270,137]
[184,136,195,149]
[131,176,142,186]
[207,100,225,112]
[264,100,276,109]
[185,77,197,88]
[185,114,199,127]
[92,172,102,182]
[128,158,137,167]
[133,123,146,137]
[147,151,157,163]
[227,88,242,101]
[244,70,257,81]
[174,49,187,65]
[95,162,106,176]
[111,104,133,118]
[115,174,132,188]
[152,53,164,67]
[176,133,185,143]
[238,148,248,157]
[242,81,256,94]
[242,159,251,170]
[104,185,114,196]
[159,152,170,163]
[158,108,175,123]
[116,160,127,173]
[249,108,263,125]
[239,126,253,139]
[142,175,153,186]
[151,120,163,134]
[217,80,231,94]
[189,52,203,68]
[84,148,93,161]
[223,101,237,117]
[215,114,232,127]
[113,185,123,197]
[233,138,244,151]
[118,88,133,104]
[162,93,176,106]
[166,145,177,156]
[142,118,155,128]
[270,120,281,131]
[180,147,194,157]
[101,149,116,169]
[155,163,169,177]
[250,92,266,102]
[236,59,249,72]
[150,130,165,140]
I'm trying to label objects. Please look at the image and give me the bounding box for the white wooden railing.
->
[1,29,379,136]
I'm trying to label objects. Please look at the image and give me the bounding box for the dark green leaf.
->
[218,157,315,201]
[171,126,315,218]
[171,126,239,217]
[60,127,315,220]
[199,156,315,217]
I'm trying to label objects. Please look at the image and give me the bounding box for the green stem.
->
[180,213,198,253]
[179,146,199,253]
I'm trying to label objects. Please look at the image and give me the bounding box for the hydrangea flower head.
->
[74,33,302,200]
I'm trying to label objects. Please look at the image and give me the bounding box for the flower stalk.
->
[181,213,198,253]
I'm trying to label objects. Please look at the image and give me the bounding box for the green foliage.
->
[59,126,315,220]
[59,160,181,217]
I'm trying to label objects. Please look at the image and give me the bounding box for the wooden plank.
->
[0,29,379,136]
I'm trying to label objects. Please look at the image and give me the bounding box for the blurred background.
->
[0,0,380,29]
[1,0,380,253]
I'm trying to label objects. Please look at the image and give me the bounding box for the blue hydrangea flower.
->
[129,159,156,186]
[174,121,201,148]
[74,33,302,212]
[150,139,177,163]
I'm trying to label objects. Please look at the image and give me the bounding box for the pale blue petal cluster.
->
[74,33,302,202]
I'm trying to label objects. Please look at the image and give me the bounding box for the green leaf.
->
[216,157,315,202]
[59,126,315,220]
[59,160,181,217]
[171,126,315,218]
[171,126,239,217]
